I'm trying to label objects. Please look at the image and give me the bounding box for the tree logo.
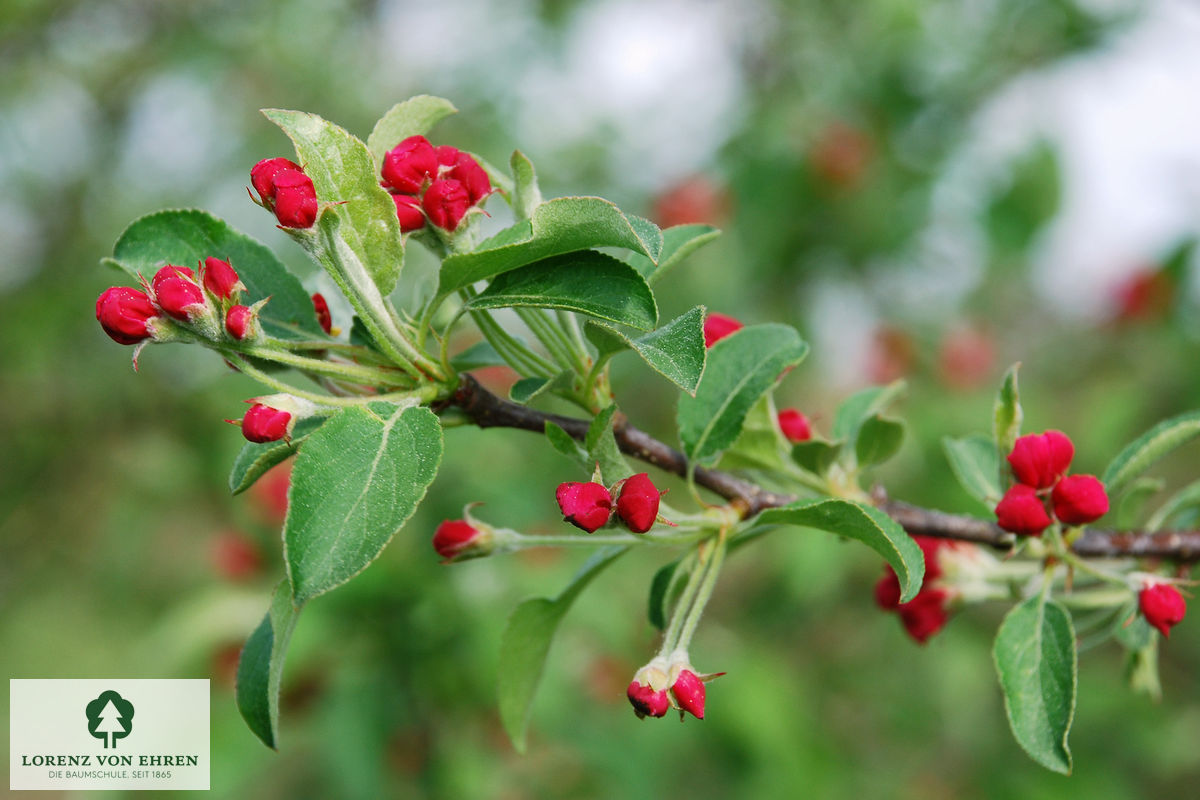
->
[85,690,134,749]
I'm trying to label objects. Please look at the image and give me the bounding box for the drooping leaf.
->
[109,209,323,340]
[993,363,1023,463]
[627,223,721,285]
[677,324,809,465]
[284,403,442,603]
[365,95,458,166]
[1102,410,1200,497]
[942,434,1002,507]
[757,499,924,602]
[498,547,627,752]
[236,581,302,749]
[854,415,905,468]
[264,109,407,294]
[993,594,1077,774]
[436,197,659,299]
[465,251,658,330]
[229,417,325,495]
[583,306,707,394]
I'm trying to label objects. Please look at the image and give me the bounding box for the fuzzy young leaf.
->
[264,109,407,294]
[942,434,1002,506]
[758,499,925,602]
[510,150,543,220]
[365,95,458,166]
[284,403,442,603]
[544,421,588,466]
[586,405,633,484]
[110,210,323,340]
[236,581,301,749]
[627,223,721,286]
[584,306,707,395]
[498,547,626,752]
[993,594,1077,775]
[229,417,324,495]
[437,197,659,299]
[1102,410,1200,498]
[993,364,1023,463]
[465,251,658,330]
[855,415,905,468]
[677,324,809,465]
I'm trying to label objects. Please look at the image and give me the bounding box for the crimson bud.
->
[239,403,294,443]
[392,193,426,233]
[96,286,159,345]
[874,570,902,610]
[225,305,253,340]
[670,669,706,719]
[1051,474,1109,526]
[1140,582,1187,638]
[994,484,1052,536]
[203,256,243,300]
[423,178,471,231]
[615,473,661,533]
[777,408,812,443]
[251,157,301,203]
[447,152,492,204]
[432,519,487,561]
[556,481,613,533]
[627,680,670,719]
[381,135,438,194]
[152,265,206,322]
[272,169,318,228]
[703,312,743,348]
[312,293,333,334]
[1007,430,1074,489]
[897,589,950,644]
[434,144,460,166]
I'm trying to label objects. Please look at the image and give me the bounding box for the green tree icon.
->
[86,690,134,749]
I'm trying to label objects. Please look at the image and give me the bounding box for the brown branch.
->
[451,374,1200,562]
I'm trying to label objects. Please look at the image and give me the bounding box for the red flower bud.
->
[1007,430,1074,489]
[1051,474,1109,526]
[916,535,949,582]
[239,403,294,443]
[556,481,613,533]
[312,293,333,334]
[211,531,263,581]
[392,193,426,233]
[434,145,460,166]
[777,408,812,443]
[447,152,492,204]
[1140,582,1186,638]
[874,569,902,610]
[670,669,706,719]
[152,265,205,321]
[703,312,743,348]
[994,484,1052,536]
[432,519,484,561]
[381,135,438,194]
[225,305,253,340]
[627,680,670,718]
[272,169,318,228]
[615,473,661,533]
[423,178,471,231]
[96,286,158,345]
[203,256,243,300]
[250,157,301,203]
[897,589,949,644]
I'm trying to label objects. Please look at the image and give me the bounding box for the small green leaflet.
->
[627,223,721,286]
[236,581,301,749]
[854,415,905,468]
[498,547,627,752]
[586,405,633,484]
[993,363,1023,464]
[510,150,543,221]
[757,499,925,602]
[583,306,707,395]
[1102,410,1200,497]
[365,95,458,166]
[942,434,1002,507]
[284,403,442,603]
[993,594,1077,774]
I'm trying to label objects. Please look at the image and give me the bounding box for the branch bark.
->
[451,374,1200,562]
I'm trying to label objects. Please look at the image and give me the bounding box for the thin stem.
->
[471,308,556,377]
[659,546,708,656]
[232,345,411,386]
[227,354,438,408]
[516,308,578,374]
[673,528,727,652]
[557,310,590,361]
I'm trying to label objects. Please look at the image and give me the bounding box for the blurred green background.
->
[4,0,1200,797]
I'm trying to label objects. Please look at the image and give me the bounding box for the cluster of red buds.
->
[556,473,665,534]
[875,536,959,643]
[96,257,255,347]
[250,158,318,229]
[626,655,722,720]
[994,430,1110,536]
[1139,581,1187,638]
[380,135,492,233]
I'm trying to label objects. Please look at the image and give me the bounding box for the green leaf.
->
[1102,410,1200,497]
[284,403,442,603]
[677,324,809,465]
[1116,477,1165,529]
[586,405,633,484]
[1146,477,1200,531]
[228,417,324,495]
[498,546,627,752]
[855,415,905,468]
[264,109,407,295]
[584,306,707,395]
[544,421,588,466]
[942,434,1002,506]
[792,439,843,475]
[109,209,323,340]
[236,581,301,749]
[624,215,664,264]
[437,197,659,299]
[646,559,682,631]
[757,499,925,602]
[448,340,507,371]
[717,396,787,473]
[831,381,906,442]
[510,150,543,221]
[1114,602,1154,652]
[365,95,458,166]
[993,363,1023,462]
[993,595,1077,775]
[628,223,721,286]
[464,251,658,330]
[509,372,573,405]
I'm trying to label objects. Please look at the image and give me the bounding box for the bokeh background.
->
[4,0,1200,796]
